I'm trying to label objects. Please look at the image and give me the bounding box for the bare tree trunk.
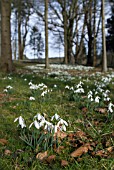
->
[0,4,1,58]
[45,0,49,68]
[102,0,107,72]
[63,0,68,64]
[93,0,97,67]
[0,0,13,72]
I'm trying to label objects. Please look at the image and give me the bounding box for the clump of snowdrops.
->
[14,113,68,151]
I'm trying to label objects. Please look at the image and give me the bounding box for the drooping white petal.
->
[34,120,40,129]
[14,117,19,122]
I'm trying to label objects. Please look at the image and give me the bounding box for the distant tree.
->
[45,0,49,68]
[0,0,13,72]
[29,26,44,58]
[102,0,107,72]
[106,0,114,52]
[0,2,1,58]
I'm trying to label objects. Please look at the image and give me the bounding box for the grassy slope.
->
[0,64,114,170]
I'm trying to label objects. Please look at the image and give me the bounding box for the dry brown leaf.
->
[56,131,67,139]
[61,160,69,167]
[36,151,48,161]
[95,150,108,157]
[106,146,113,153]
[75,130,87,139]
[46,155,56,163]
[0,139,8,145]
[96,108,107,114]
[70,143,90,157]
[82,107,88,113]
[4,149,12,156]
[54,146,64,153]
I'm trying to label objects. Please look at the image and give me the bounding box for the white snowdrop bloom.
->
[29,120,41,129]
[74,88,84,93]
[76,81,83,88]
[95,91,98,95]
[54,84,57,88]
[29,96,35,101]
[95,96,100,103]
[88,91,93,99]
[24,78,27,81]
[57,118,68,127]
[65,85,70,89]
[28,82,33,86]
[6,85,13,89]
[90,97,94,101]
[34,113,45,121]
[44,121,54,132]
[14,116,26,129]
[70,86,74,90]
[61,124,67,131]
[51,113,60,121]
[104,97,110,101]
[54,125,58,133]
[108,102,114,113]
[8,77,12,80]
[41,90,47,97]
[3,89,8,92]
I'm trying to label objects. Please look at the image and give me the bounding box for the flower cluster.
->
[14,113,68,134]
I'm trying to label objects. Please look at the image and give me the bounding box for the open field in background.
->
[0,63,114,170]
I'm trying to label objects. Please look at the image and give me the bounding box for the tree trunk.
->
[45,0,49,68]
[93,0,97,67]
[63,0,68,64]
[102,0,107,72]
[0,6,1,58]
[0,0,13,72]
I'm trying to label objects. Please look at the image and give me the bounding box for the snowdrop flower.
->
[51,113,60,121]
[3,89,8,92]
[65,85,70,89]
[34,113,45,122]
[29,96,35,101]
[14,116,26,129]
[6,85,13,89]
[95,96,100,103]
[76,81,83,88]
[29,120,41,129]
[108,102,114,113]
[57,118,68,131]
[41,90,47,97]
[28,82,33,86]
[8,77,12,80]
[24,78,27,81]
[70,86,74,90]
[88,91,93,99]
[74,88,84,93]
[104,97,110,101]
[44,121,54,132]
[54,84,57,88]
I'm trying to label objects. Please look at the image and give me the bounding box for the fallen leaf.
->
[70,143,90,157]
[54,146,64,153]
[75,130,87,139]
[46,155,56,163]
[95,150,108,157]
[96,108,107,114]
[36,151,48,161]
[4,149,12,156]
[0,139,8,145]
[106,146,113,153]
[82,107,88,113]
[61,160,69,167]
[56,131,67,139]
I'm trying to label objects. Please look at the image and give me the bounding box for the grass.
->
[0,64,114,170]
